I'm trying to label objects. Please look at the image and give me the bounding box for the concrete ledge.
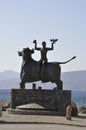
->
[7,108,65,116]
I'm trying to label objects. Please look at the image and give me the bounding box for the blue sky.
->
[0,0,86,72]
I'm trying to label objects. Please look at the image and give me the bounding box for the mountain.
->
[0,70,86,91]
[0,70,20,89]
[0,70,19,80]
[61,70,86,91]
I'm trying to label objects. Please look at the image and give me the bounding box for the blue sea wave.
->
[0,89,11,102]
[72,91,86,107]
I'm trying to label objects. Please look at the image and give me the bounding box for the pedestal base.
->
[9,89,71,116]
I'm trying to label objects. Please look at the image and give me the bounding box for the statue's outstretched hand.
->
[54,39,58,43]
[50,39,58,44]
[33,40,37,44]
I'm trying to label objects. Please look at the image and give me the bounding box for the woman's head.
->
[42,41,46,47]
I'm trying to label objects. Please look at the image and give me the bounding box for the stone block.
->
[10,89,71,116]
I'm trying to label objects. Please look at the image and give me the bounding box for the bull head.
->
[18,47,34,56]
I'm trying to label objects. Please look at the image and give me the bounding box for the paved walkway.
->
[0,124,86,130]
[0,112,86,130]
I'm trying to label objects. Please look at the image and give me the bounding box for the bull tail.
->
[57,56,76,64]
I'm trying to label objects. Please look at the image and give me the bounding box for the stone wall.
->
[10,88,71,115]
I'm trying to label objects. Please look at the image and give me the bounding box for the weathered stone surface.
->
[10,89,71,116]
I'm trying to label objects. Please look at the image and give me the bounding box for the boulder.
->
[78,106,86,113]
[0,101,10,111]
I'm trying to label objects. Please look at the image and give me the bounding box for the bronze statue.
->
[33,39,58,74]
[18,45,76,89]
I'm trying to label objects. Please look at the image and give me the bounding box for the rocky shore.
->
[0,101,10,111]
[78,106,86,114]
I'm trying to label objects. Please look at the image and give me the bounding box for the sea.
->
[0,89,86,107]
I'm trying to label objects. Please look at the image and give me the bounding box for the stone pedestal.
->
[9,88,71,116]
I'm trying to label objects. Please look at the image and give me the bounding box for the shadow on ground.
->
[0,121,86,128]
[77,115,86,119]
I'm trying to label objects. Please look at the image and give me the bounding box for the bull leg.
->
[56,80,63,90]
[56,65,63,90]
[59,80,63,90]
[20,81,25,89]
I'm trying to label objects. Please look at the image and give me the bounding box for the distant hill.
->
[62,70,86,91]
[0,70,86,91]
[0,70,20,89]
[0,70,19,80]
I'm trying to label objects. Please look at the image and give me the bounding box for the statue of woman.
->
[33,39,58,74]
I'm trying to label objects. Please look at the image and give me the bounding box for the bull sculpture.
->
[18,47,76,90]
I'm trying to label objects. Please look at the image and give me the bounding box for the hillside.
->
[0,70,86,91]
[0,70,19,80]
[62,70,86,91]
[0,70,20,89]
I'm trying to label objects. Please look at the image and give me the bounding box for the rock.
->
[0,101,10,111]
[78,106,86,113]
[71,101,78,117]
[71,101,77,108]
[66,105,71,120]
